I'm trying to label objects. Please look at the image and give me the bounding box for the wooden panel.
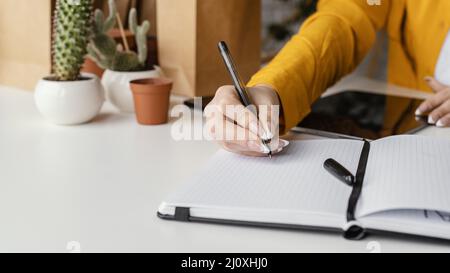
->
[0,0,52,91]
[140,0,157,36]
[156,0,197,96]
[196,0,261,97]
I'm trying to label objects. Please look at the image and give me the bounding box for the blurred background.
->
[95,0,318,63]
[262,0,317,62]
[0,0,320,94]
[94,0,319,74]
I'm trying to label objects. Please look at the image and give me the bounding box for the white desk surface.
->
[1,77,450,253]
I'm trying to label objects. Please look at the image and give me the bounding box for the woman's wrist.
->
[252,84,280,104]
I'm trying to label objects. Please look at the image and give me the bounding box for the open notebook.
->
[158,135,450,241]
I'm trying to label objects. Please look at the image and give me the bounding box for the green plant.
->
[53,0,93,81]
[87,0,150,72]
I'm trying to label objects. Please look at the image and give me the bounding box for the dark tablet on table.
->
[296,91,429,140]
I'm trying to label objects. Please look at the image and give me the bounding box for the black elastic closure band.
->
[174,207,191,222]
[344,225,366,240]
[346,140,371,222]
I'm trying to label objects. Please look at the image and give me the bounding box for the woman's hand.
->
[416,77,450,127]
[205,84,285,157]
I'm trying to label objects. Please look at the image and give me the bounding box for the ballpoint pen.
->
[218,41,272,158]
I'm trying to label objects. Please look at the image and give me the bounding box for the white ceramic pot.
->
[101,67,162,113]
[34,75,105,125]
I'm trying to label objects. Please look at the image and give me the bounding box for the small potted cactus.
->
[87,0,161,113]
[34,0,104,125]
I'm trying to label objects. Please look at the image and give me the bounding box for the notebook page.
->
[356,135,450,218]
[161,140,364,227]
[361,210,450,240]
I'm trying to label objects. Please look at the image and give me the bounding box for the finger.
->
[416,90,450,116]
[258,104,283,153]
[257,104,273,139]
[215,90,263,137]
[248,85,281,140]
[429,101,450,125]
[221,143,267,157]
[214,118,287,156]
[436,113,450,128]
[257,104,279,141]
[251,87,279,137]
[222,141,287,157]
[425,77,448,93]
[212,118,265,153]
[230,104,262,137]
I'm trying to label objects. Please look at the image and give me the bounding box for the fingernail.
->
[261,130,274,141]
[428,116,436,124]
[415,109,422,116]
[436,120,445,128]
[280,139,290,148]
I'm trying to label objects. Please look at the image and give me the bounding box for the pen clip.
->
[323,158,355,187]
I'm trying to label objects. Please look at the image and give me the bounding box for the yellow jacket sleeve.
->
[248,0,391,133]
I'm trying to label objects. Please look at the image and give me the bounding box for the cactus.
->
[53,0,93,81]
[87,0,150,72]
[129,8,150,66]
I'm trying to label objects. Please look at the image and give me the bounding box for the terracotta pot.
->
[82,57,105,78]
[130,78,173,125]
[102,68,163,113]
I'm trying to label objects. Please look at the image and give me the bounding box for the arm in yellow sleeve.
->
[248,0,391,133]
